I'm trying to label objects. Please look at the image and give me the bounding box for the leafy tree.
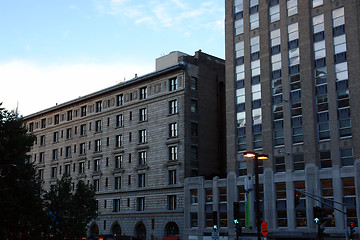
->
[44,175,97,239]
[0,103,45,239]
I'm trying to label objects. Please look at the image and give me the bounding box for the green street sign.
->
[245,200,250,227]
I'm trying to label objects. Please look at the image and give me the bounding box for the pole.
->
[254,155,261,240]
[344,205,348,240]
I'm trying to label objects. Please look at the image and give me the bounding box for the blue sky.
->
[0,0,225,115]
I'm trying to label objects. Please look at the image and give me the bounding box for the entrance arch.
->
[90,223,99,235]
[111,222,122,235]
[135,221,146,239]
[164,221,179,236]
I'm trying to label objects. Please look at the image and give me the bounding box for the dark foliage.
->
[0,103,45,239]
[44,175,97,239]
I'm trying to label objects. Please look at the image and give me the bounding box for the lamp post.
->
[244,151,268,240]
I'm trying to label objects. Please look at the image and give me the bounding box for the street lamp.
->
[244,151,268,240]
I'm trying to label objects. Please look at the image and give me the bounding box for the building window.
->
[116,114,124,127]
[51,167,57,178]
[169,169,177,185]
[78,162,85,174]
[113,199,120,212]
[94,139,102,152]
[138,173,145,188]
[238,161,247,176]
[249,0,259,30]
[137,197,145,211]
[276,182,287,227]
[168,195,177,210]
[169,77,178,91]
[94,120,101,133]
[294,181,306,227]
[64,164,71,176]
[234,0,244,34]
[52,149,58,161]
[66,128,72,140]
[114,176,121,190]
[169,100,178,114]
[93,179,100,192]
[80,124,86,136]
[292,126,303,144]
[40,135,46,146]
[138,151,147,165]
[332,7,345,28]
[54,114,60,125]
[169,146,178,161]
[293,154,304,171]
[191,122,198,136]
[140,87,147,100]
[320,179,335,227]
[340,148,353,166]
[117,94,124,106]
[319,151,332,168]
[275,156,285,172]
[287,0,297,16]
[67,110,72,121]
[115,135,123,148]
[139,108,147,122]
[190,189,198,204]
[312,0,323,8]
[79,143,86,155]
[191,77,197,90]
[191,99,197,113]
[115,155,123,169]
[94,159,100,172]
[41,118,46,128]
[65,146,71,158]
[190,212,198,228]
[169,122,178,138]
[269,3,280,23]
[96,101,102,112]
[138,129,147,143]
[38,169,44,180]
[342,178,357,224]
[53,132,59,143]
[81,106,87,117]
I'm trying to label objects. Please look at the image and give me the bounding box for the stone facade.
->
[24,51,225,240]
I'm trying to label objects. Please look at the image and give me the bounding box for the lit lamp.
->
[244,151,268,240]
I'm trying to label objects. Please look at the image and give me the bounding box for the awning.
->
[162,237,179,240]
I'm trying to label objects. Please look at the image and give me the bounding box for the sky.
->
[0,0,225,116]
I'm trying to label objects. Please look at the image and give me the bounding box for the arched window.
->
[135,222,146,239]
[165,221,179,236]
[111,222,121,235]
[90,223,99,235]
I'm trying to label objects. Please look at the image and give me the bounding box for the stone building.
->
[24,50,226,240]
[184,0,359,239]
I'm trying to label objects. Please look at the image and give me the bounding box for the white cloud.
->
[96,0,224,32]
[135,17,154,25]
[0,60,153,116]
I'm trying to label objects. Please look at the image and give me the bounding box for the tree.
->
[0,103,45,239]
[44,175,97,239]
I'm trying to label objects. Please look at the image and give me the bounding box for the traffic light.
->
[294,193,300,208]
[233,202,242,235]
[313,206,326,237]
[213,211,218,231]
[349,221,355,239]
[313,206,322,224]
[233,202,240,224]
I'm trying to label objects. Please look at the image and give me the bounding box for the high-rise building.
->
[222,0,359,239]
[24,51,225,240]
